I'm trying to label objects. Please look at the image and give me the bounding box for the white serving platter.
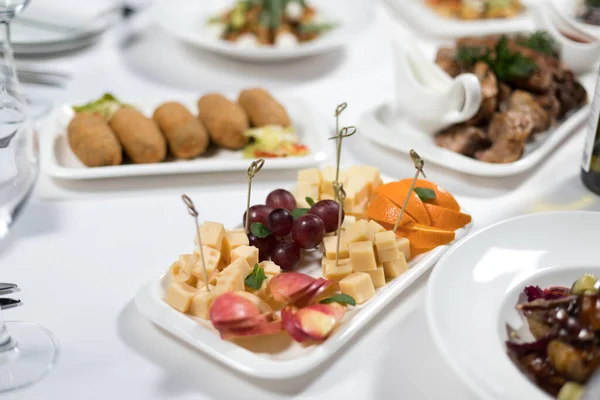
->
[135,217,471,379]
[385,0,534,38]
[149,0,375,62]
[358,102,590,177]
[426,211,600,400]
[39,96,329,180]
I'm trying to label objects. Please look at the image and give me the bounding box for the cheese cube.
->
[365,267,386,288]
[349,241,378,272]
[259,261,281,276]
[344,219,371,243]
[189,291,216,319]
[296,182,320,208]
[396,237,411,260]
[178,253,197,273]
[375,231,401,263]
[377,246,401,263]
[298,168,321,184]
[196,281,216,292]
[322,258,353,281]
[247,276,272,302]
[341,215,356,231]
[320,166,345,198]
[214,267,245,294]
[192,246,220,279]
[383,254,408,279]
[165,283,197,312]
[169,262,197,286]
[224,257,252,278]
[231,245,259,269]
[369,220,387,234]
[339,272,376,304]
[323,235,349,260]
[225,230,249,253]
[347,197,369,220]
[196,222,226,250]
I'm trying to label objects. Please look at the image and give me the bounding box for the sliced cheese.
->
[339,272,376,304]
[365,267,386,288]
[349,241,378,272]
[196,221,226,250]
[322,235,349,260]
[189,291,216,320]
[382,254,408,279]
[165,282,197,313]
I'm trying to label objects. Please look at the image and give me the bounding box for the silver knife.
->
[0,283,17,294]
[581,368,600,400]
[0,298,21,310]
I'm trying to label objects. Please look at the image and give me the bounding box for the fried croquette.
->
[153,102,209,159]
[67,112,122,167]
[238,88,290,127]
[109,107,167,164]
[197,93,249,150]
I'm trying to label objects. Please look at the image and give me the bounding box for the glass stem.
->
[0,20,20,100]
[0,310,16,352]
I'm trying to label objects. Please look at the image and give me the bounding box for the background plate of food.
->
[426,211,600,400]
[148,0,375,61]
[40,89,329,180]
[358,33,592,177]
[135,166,472,378]
[385,0,533,38]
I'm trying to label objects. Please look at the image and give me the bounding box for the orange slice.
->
[401,179,460,212]
[424,203,471,231]
[396,224,455,249]
[376,182,431,225]
[366,194,416,229]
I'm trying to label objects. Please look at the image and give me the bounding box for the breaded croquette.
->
[197,93,249,150]
[237,88,290,127]
[153,102,209,159]
[67,112,122,167]
[109,107,167,164]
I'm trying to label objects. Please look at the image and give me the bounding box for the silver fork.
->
[0,283,21,310]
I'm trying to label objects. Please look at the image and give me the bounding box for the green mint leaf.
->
[245,264,266,290]
[292,208,309,220]
[251,222,272,238]
[414,187,436,202]
[305,197,316,207]
[320,293,356,306]
[516,31,559,58]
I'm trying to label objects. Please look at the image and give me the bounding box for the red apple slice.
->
[294,278,338,308]
[282,303,347,342]
[210,292,270,330]
[220,320,283,340]
[269,272,316,304]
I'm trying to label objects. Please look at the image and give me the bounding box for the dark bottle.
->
[581,70,600,195]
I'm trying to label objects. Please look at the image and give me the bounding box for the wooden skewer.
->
[182,194,210,292]
[333,182,346,267]
[329,125,356,203]
[245,158,265,232]
[393,149,426,233]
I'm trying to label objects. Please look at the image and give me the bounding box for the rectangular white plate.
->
[134,220,471,379]
[384,0,533,38]
[40,96,329,180]
[358,102,590,177]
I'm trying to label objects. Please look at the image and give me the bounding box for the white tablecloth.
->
[5,2,600,399]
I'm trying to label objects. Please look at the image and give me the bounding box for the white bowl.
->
[426,211,600,400]
[148,0,375,62]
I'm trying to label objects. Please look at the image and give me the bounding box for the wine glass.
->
[0,0,59,393]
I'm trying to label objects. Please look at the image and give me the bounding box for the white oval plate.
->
[135,212,472,379]
[426,211,600,400]
[148,0,375,62]
[39,95,329,180]
[357,102,590,177]
[385,0,533,38]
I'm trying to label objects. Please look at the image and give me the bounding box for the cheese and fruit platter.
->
[135,105,473,378]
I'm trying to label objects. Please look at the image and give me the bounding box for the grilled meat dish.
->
[435,125,488,156]
[475,111,533,163]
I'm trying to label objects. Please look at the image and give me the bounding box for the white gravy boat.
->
[528,1,600,74]
[392,39,482,134]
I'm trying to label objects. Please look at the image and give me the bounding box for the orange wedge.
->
[396,224,455,249]
[424,203,471,231]
[401,179,460,212]
[366,194,416,229]
[376,182,431,225]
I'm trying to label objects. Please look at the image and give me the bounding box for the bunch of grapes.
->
[243,189,344,271]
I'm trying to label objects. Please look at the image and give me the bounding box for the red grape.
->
[248,233,277,262]
[266,189,296,212]
[291,214,325,249]
[267,208,293,237]
[309,200,344,233]
[242,205,273,229]
[270,240,300,271]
